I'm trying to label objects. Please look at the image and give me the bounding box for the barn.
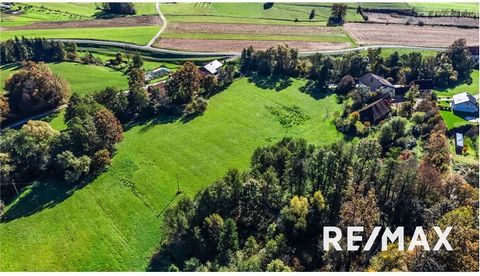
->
[358,98,391,124]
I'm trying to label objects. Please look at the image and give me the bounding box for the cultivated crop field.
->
[344,23,480,47]
[155,22,355,51]
[0,77,342,271]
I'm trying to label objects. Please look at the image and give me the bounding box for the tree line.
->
[0,37,77,64]
[240,39,475,90]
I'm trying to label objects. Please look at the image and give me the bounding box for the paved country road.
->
[55,37,448,57]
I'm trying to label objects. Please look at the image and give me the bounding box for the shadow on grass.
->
[0,63,21,71]
[1,177,83,223]
[247,73,293,92]
[299,80,331,100]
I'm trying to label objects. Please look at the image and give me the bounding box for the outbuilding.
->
[455,133,464,155]
[201,60,223,76]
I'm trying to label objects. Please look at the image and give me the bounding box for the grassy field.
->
[0,26,160,45]
[440,110,476,129]
[433,70,479,97]
[161,2,363,25]
[1,3,157,27]
[0,77,343,271]
[2,62,128,96]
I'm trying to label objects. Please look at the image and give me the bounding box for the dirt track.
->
[166,22,346,36]
[3,15,161,30]
[154,38,351,52]
[344,23,479,47]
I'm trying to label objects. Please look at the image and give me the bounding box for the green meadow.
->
[1,62,129,96]
[0,26,160,45]
[1,3,157,27]
[434,70,479,97]
[161,2,363,25]
[0,77,343,271]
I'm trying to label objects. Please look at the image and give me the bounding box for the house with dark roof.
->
[358,73,396,97]
[358,98,391,124]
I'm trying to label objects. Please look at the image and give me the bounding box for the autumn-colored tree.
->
[5,61,70,115]
[424,131,450,173]
[91,149,112,173]
[93,108,123,151]
[368,244,408,272]
[281,195,309,232]
[415,160,443,205]
[165,61,201,104]
[0,94,10,123]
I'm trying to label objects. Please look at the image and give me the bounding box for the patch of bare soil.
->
[165,22,344,36]
[344,23,479,47]
[3,15,161,30]
[154,38,351,52]
[364,12,479,28]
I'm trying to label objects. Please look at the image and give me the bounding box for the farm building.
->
[358,73,395,97]
[145,67,170,81]
[455,133,464,155]
[358,98,391,123]
[201,60,223,76]
[451,92,479,114]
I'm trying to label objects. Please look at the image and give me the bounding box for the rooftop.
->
[203,60,223,75]
[453,92,476,105]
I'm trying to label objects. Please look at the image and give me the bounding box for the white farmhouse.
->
[358,73,396,97]
[451,92,479,114]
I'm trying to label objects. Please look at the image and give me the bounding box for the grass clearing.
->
[440,110,477,130]
[0,26,160,45]
[1,62,128,96]
[433,70,479,97]
[0,77,343,271]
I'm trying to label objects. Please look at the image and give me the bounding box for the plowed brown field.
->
[165,22,345,36]
[154,38,351,52]
[344,23,479,47]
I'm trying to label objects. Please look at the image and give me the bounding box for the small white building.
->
[201,60,223,75]
[451,92,479,114]
[358,73,396,97]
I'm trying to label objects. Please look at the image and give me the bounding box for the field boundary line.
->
[146,2,167,47]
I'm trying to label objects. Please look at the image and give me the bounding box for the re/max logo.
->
[323,226,453,251]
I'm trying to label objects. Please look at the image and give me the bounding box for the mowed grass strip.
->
[0,26,160,45]
[0,77,342,271]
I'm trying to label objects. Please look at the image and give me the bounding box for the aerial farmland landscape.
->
[0,1,479,272]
